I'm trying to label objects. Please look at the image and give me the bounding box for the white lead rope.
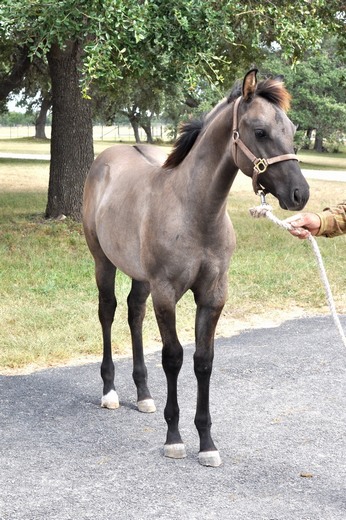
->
[249,201,346,348]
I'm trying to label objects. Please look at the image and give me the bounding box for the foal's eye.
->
[254,129,267,139]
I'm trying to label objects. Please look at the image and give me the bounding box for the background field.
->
[1,136,345,168]
[0,124,169,142]
[1,141,345,373]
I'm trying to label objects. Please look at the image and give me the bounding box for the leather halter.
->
[231,97,299,194]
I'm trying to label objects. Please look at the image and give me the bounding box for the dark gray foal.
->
[83,69,309,466]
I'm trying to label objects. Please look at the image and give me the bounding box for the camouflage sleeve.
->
[316,201,346,238]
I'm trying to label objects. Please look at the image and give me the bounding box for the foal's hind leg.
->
[95,255,119,409]
[127,279,156,413]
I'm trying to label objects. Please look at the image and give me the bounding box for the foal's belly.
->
[97,224,149,282]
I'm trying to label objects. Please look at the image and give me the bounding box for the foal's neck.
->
[181,104,238,217]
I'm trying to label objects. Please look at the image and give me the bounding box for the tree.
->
[262,38,346,152]
[1,0,344,219]
[0,26,52,138]
[93,73,173,143]
[0,41,30,113]
[12,58,52,140]
[34,95,52,140]
[46,41,94,218]
[93,74,163,143]
[290,41,346,152]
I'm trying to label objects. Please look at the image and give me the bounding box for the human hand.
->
[284,213,321,239]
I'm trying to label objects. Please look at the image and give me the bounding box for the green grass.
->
[0,138,51,156]
[0,145,346,372]
[299,150,346,171]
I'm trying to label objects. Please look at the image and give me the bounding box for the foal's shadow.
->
[119,400,139,411]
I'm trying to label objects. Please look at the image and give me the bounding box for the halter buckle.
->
[254,158,268,174]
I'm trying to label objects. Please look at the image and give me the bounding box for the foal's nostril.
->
[292,187,309,210]
[293,188,301,204]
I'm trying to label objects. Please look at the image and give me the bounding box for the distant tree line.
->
[0,111,35,126]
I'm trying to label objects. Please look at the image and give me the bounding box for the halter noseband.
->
[231,96,299,194]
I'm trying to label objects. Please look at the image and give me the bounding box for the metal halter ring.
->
[232,130,239,141]
[254,158,268,174]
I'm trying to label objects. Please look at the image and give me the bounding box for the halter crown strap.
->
[231,96,299,194]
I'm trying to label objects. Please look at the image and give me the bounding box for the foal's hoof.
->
[164,443,187,459]
[101,390,119,409]
[137,399,156,413]
[198,450,222,467]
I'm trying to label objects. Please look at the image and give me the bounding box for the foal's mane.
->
[163,78,291,170]
[256,79,291,112]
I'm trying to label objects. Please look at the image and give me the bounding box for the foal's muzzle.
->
[277,185,310,211]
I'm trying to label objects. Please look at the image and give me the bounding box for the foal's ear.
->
[242,69,258,101]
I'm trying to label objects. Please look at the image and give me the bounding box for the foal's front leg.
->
[152,290,186,459]
[194,296,224,467]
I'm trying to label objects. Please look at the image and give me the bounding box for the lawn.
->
[299,150,346,170]
[0,143,345,373]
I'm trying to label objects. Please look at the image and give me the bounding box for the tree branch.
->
[0,45,31,101]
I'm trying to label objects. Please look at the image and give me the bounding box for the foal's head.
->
[230,69,309,210]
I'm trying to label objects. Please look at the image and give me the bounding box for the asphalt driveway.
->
[1,315,346,520]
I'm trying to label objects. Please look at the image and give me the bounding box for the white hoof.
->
[101,390,119,409]
[137,398,156,413]
[164,443,187,459]
[198,450,222,467]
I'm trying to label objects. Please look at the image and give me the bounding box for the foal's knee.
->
[193,352,213,378]
[162,342,183,375]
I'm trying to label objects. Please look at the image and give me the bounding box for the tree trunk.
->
[35,96,52,140]
[314,131,324,153]
[141,122,154,143]
[129,117,141,143]
[46,41,94,220]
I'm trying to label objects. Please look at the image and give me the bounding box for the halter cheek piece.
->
[231,97,299,195]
